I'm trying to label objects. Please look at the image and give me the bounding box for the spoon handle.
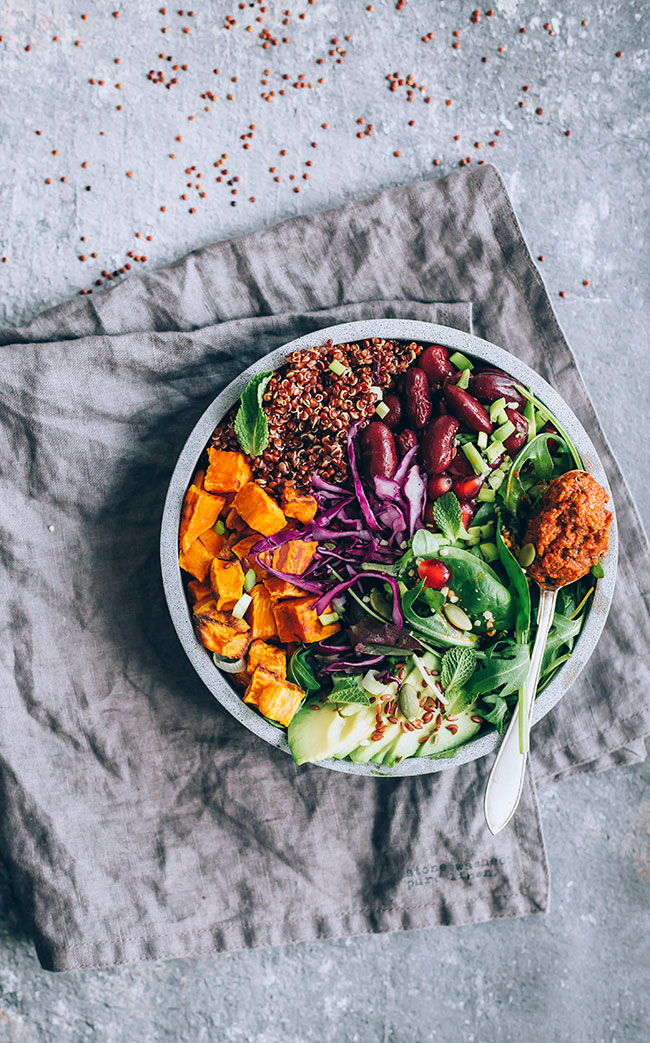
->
[484,587,558,835]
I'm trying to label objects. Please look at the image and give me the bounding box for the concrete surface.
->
[1,1,649,1041]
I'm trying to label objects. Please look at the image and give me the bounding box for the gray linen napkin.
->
[0,165,648,971]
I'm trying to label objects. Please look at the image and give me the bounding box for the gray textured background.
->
[1,1,649,1041]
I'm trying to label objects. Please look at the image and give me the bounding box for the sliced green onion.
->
[328,359,347,376]
[493,419,516,443]
[449,351,474,371]
[485,441,505,464]
[477,486,496,503]
[457,368,471,390]
[489,397,507,423]
[462,442,488,476]
[487,470,505,490]
[214,519,226,534]
[479,522,495,538]
[523,399,537,441]
[477,430,488,449]
[467,525,482,538]
[375,401,390,419]
[468,534,481,547]
[232,592,252,619]
[480,541,499,562]
[244,568,257,592]
[318,611,339,626]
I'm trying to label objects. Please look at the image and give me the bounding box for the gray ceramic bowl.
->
[161,320,617,776]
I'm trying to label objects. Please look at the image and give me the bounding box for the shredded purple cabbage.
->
[346,421,380,534]
[402,464,427,537]
[314,569,404,627]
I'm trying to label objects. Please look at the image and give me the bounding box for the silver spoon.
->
[484,584,558,835]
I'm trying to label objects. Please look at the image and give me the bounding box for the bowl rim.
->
[160,319,618,777]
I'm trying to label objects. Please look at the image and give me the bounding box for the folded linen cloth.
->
[0,165,648,971]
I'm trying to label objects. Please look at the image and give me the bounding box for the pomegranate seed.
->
[452,474,484,500]
[417,558,452,590]
[460,502,475,528]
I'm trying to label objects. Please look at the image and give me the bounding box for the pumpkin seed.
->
[399,683,421,721]
[518,542,536,568]
[443,603,473,632]
[369,588,392,620]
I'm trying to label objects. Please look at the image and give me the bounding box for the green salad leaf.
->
[514,385,583,469]
[433,491,463,540]
[465,641,530,702]
[402,581,480,649]
[234,371,273,456]
[326,675,370,706]
[288,646,321,693]
[440,647,477,696]
[504,433,571,515]
[437,545,515,632]
[496,518,531,642]
[479,692,510,733]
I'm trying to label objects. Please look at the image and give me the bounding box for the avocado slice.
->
[348,721,402,764]
[415,707,481,758]
[288,702,377,766]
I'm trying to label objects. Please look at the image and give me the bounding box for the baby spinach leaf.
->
[514,385,583,469]
[591,556,604,579]
[402,581,480,649]
[440,647,477,695]
[433,491,463,540]
[234,371,273,456]
[437,546,515,632]
[288,646,321,693]
[496,518,531,642]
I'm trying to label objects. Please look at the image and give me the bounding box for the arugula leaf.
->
[478,692,510,733]
[514,385,583,469]
[433,491,463,540]
[326,675,370,706]
[504,433,573,515]
[288,646,321,693]
[541,612,581,676]
[464,641,530,701]
[234,371,273,456]
[440,647,477,695]
[496,518,531,642]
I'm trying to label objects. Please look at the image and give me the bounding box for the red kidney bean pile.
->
[210,337,422,496]
[358,342,529,528]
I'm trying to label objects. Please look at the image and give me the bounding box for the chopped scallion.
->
[449,351,474,371]
[328,359,347,376]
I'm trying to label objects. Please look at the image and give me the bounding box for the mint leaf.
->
[326,675,370,706]
[433,491,463,540]
[234,371,273,456]
[440,647,477,695]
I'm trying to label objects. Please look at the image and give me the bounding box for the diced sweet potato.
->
[247,583,278,640]
[210,557,245,611]
[232,534,261,564]
[179,482,225,553]
[263,575,308,599]
[179,538,215,582]
[267,539,318,576]
[225,507,251,534]
[204,448,252,494]
[233,482,286,536]
[248,639,286,678]
[281,485,318,523]
[244,666,304,726]
[273,596,340,644]
[199,528,227,557]
[193,601,251,658]
[187,579,213,604]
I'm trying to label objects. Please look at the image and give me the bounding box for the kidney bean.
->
[489,452,504,470]
[503,408,528,454]
[432,395,449,416]
[381,392,403,431]
[443,381,493,435]
[396,428,417,457]
[421,415,459,474]
[460,501,475,529]
[424,500,436,527]
[360,421,398,478]
[418,344,454,387]
[404,367,433,429]
[469,370,526,410]
[453,474,485,500]
[428,474,452,500]
[448,450,474,477]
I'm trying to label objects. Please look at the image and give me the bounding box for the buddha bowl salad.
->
[178,338,600,769]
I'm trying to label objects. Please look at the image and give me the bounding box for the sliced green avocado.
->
[380,714,440,767]
[288,702,376,766]
[415,707,481,758]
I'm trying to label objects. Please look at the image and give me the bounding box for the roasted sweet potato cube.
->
[204,448,252,494]
[193,602,251,658]
[199,528,227,557]
[179,537,215,582]
[232,534,261,564]
[281,485,318,523]
[273,596,340,644]
[247,583,278,640]
[187,579,213,604]
[209,558,245,611]
[263,575,308,600]
[248,639,286,678]
[179,482,225,553]
[268,539,318,576]
[225,507,251,534]
[244,666,304,726]
[233,482,286,536]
